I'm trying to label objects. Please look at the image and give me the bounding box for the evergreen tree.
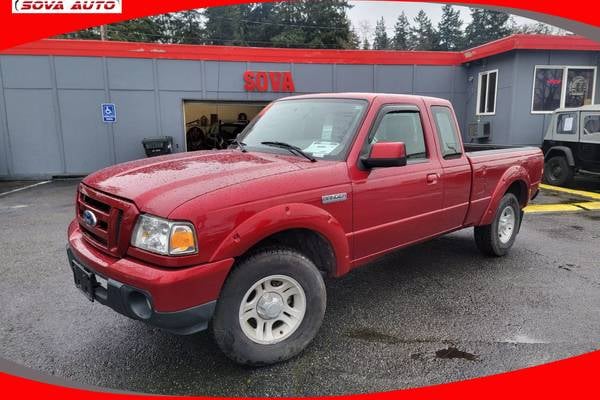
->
[203,5,250,45]
[362,37,370,50]
[437,4,463,50]
[373,17,390,50]
[348,27,361,49]
[156,10,204,44]
[465,8,511,48]
[392,12,410,50]
[409,10,438,50]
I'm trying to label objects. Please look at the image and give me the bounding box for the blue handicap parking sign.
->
[101,103,117,123]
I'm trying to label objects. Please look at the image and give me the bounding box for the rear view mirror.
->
[362,142,407,168]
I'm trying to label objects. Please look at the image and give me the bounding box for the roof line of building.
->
[1,34,599,66]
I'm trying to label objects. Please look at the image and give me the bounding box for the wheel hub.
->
[256,292,284,320]
[238,274,307,345]
[498,206,516,244]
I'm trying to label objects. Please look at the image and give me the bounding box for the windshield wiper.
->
[260,141,316,162]
[233,139,247,152]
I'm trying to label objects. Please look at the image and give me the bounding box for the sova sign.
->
[244,71,296,93]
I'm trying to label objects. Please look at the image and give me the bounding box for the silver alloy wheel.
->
[498,205,516,244]
[239,274,306,345]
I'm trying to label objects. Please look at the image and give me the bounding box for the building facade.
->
[0,35,599,179]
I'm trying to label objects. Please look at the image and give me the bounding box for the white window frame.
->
[476,69,498,116]
[531,65,597,114]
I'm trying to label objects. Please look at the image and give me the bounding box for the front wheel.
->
[474,193,521,257]
[212,248,326,366]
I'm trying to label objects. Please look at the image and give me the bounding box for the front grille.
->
[77,185,135,256]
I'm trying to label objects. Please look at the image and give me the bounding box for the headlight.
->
[131,214,197,256]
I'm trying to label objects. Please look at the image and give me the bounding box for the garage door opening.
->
[183,101,267,151]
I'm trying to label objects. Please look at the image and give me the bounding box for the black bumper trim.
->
[67,246,215,335]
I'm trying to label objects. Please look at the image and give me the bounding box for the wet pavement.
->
[1,180,599,396]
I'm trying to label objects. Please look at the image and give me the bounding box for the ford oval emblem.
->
[82,210,98,227]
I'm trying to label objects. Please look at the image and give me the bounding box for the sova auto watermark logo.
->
[13,0,122,14]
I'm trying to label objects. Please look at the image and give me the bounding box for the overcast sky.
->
[347,1,538,40]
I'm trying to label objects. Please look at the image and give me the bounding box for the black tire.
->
[543,156,574,186]
[474,193,521,257]
[212,248,326,366]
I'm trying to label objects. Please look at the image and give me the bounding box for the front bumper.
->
[67,247,217,335]
[67,220,234,335]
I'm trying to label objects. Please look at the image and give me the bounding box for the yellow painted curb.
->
[539,184,600,201]
[524,203,582,213]
[573,201,600,211]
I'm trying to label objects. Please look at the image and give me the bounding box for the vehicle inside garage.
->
[183,101,267,151]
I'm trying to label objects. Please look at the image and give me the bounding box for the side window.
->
[431,106,462,158]
[583,114,600,135]
[371,111,427,160]
[557,112,577,135]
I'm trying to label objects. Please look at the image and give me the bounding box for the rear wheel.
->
[543,156,574,186]
[474,193,521,257]
[212,248,326,366]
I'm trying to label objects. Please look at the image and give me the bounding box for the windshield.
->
[241,99,367,160]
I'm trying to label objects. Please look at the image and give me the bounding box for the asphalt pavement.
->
[1,179,599,396]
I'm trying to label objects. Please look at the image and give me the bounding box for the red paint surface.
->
[69,93,543,312]
[2,35,598,65]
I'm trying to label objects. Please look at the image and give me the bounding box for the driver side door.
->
[351,105,443,262]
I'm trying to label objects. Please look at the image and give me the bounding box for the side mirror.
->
[362,142,407,169]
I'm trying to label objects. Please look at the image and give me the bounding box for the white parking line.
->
[0,181,51,198]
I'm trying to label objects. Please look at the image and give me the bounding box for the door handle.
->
[426,173,439,184]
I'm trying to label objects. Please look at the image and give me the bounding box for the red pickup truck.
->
[67,93,543,365]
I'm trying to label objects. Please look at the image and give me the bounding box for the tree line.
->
[58,1,565,51]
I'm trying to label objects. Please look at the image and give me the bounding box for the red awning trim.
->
[1,34,599,66]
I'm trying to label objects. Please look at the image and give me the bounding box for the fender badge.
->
[322,193,347,204]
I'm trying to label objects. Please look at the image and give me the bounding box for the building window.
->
[532,66,597,113]
[476,69,498,115]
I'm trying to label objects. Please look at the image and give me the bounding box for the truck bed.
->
[464,146,544,226]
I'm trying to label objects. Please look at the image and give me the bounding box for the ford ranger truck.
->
[67,93,544,366]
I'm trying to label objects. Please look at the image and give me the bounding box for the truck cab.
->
[542,105,600,186]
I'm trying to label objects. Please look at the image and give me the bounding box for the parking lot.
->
[1,179,600,396]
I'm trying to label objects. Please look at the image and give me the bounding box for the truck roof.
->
[278,92,452,105]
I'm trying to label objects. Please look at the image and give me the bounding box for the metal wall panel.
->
[157,59,203,92]
[107,58,154,90]
[55,57,104,89]
[294,64,334,93]
[58,89,113,173]
[217,62,247,92]
[335,65,374,92]
[414,66,456,93]
[0,56,52,89]
[110,91,158,162]
[4,89,63,175]
[0,59,9,176]
[374,65,413,93]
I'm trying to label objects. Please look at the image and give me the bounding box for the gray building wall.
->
[464,50,600,146]
[0,54,465,179]
[1,50,598,179]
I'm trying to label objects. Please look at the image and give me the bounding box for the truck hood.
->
[83,150,304,216]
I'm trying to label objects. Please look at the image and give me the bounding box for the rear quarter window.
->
[431,106,462,158]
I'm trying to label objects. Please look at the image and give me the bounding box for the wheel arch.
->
[478,166,530,226]
[209,203,350,277]
[545,146,575,166]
